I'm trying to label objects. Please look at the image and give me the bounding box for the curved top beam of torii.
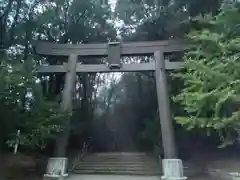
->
[35,40,185,57]
[35,40,187,73]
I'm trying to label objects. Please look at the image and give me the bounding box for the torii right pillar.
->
[154,51,187,180]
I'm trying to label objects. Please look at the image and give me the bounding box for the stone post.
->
[162,159,187,180]
[44,158,68,180]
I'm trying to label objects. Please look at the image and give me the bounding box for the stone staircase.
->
[71,152,161,175]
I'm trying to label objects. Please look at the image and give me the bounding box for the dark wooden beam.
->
[54,54,77,157]
[37,61,183,73]
[108,42,121,69]
[35,40,185,56]
[154,51,177,159]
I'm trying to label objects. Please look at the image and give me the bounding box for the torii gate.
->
[36,40,187,180]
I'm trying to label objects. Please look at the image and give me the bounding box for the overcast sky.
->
[109,0,117,11]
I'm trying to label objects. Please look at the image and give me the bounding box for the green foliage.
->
[0,0,116,151]
[113,0,225,148]
[173,4,240,146]
[115,0,222,41]
[1,0,235,152]
[0,54,66,150]
[17,102,69,150]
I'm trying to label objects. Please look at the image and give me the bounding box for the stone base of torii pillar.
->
[43,157,68,180]
[161,159,187,180]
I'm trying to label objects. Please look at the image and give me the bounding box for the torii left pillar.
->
[44,54,78,180]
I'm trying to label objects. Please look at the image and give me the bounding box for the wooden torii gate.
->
[36,40,187,180]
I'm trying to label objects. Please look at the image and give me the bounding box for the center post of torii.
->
[35,40,187,180]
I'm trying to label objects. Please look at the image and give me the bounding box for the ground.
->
[67,174,217,180]
[3,150,240,180]
[68,175,161,180]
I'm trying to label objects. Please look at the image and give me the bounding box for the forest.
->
[0,0,239,179]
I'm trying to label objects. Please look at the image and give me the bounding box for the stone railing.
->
[69,141,90,171]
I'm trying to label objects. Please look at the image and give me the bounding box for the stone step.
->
[83,153,154,159]
[83,156,156,158]
[73,168,203,177]
[79,161,156,164]
[81,156,158,160]
[83,154,155,158]
[80,159,158,163]
[73,169,161,175]
[74,166,159,170]
[75,164,160,170]
[71,152,161,176]
[93,152,146,156]
[83,157,148,160]
[75,162,160,166]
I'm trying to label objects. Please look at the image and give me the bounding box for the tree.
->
[0,0,117,153]
[112,0,240,150]
[173,2,240,146]
[115,0,222,41]
[0,53,66,150]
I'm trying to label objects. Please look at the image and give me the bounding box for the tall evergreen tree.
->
[174,2,240,146]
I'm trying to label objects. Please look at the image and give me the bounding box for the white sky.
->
[109,0,117,10]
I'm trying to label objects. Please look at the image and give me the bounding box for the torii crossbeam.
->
[36,40,184,73]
